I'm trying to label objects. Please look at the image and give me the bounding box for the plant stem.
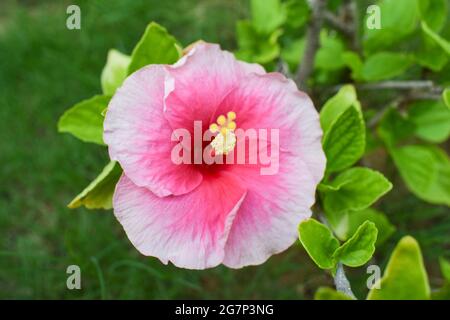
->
[295,0,326,91]
[334,263,357,299]
[357,80,441,91]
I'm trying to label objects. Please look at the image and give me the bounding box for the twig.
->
[367,89,442,129]
[323,11,353,37]
[327,81,443,97]
[334,263,357,299]
[295,0,327,91]
[357,80,441,91]
[316,211,357,299]
[350,0,361,52]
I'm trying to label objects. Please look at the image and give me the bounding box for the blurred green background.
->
[0,0,448,299]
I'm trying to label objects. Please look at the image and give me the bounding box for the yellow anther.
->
[227,111,236,121]
[217,115,226,126]
[209,123,219,133]
[227,121,236,130]
[209,111,238,155]
[220,127,228,135]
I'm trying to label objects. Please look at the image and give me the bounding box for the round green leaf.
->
[391,145,450,206]
[322,167,393,214]
[298,219,340,270]
[101,49,131,95]
[362,52,412,82]
[332,221,378,267]
[409,100,450,143]
[58,95,111,145]
[128,22,180,74]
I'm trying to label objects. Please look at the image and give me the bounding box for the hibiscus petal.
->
[220,73,326,268]
[163,43,265,132]
[113,172,247,269]
[103,65,203,197]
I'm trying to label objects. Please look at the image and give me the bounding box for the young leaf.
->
[315,32,346,71]
[314,287,353,300]
[409,100,450,143]
[391,145,450,206]
[101,49,131,95]
[367,236,430,300]
[320,84,359,134]
[58,95,111,145]
[421,21,450,55]
[332,208,395,246]
[128,22,180,74]
[362,52,412,82]
[68,161,122,210]
[322,106,366,173]
[333,221,378,267]
[298,219,339,269]
[250,0,286,35]
[236,21,282,65]
[322,167,393,214]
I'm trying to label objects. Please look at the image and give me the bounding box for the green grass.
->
[0,0,448,299]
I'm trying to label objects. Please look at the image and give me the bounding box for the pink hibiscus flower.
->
[103,43,326,269]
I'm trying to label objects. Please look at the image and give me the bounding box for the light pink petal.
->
[219,73,326,268]
[163,43,265,132]
[113,172,247,269]
[103,65,202,197]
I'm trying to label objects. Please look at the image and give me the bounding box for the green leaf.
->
[332,208,395,246]
[298,219,340,269]
[342,51,364,81]
[280,38,305,72]
[314,287,353,300]
[439,257,450,282]
[364,0,419,51]
[322,167,393,214]
[444,88,450,108]
[377,107,415,148]
[391,145,450,206]
[367,236,430,300]
[284,0,309,30]
[250,0,286,35]
[414,35,449,72]
[362,52,412,82]
[319,85,366,173]
[333,221,378,267]
[409,100,450,143]
[236,21,282,65]
[101,49,131,95]
[320,85,359,134]
[128,22,180,74]
[315,32,346,71]
[58,95,111,145]
[418,0,448,32]
[68,161,122,210]
[421,21,450,55]
[323,106,366,172]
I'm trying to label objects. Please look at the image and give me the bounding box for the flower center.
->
[209,111,237,155]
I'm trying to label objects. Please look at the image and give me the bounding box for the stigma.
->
[209,111,237,155]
